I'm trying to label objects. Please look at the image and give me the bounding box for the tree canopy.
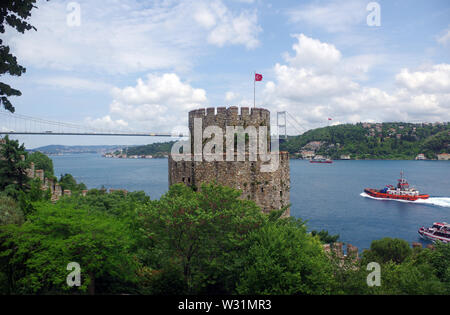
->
[0,135,30,192]
[0,0,41,112]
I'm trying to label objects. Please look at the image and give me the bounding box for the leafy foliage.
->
[236,219,335,294]
[27,151,54,177]
[0,194,24,225]
[140,183,267,294]
[58,173,87,193]
[362,238,412,265]
[311,229,340,244]
[124,141,176,157]
[0,201,138,294]
[0,135,30,193]
[0,0,44,112]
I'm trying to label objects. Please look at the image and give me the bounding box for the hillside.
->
[123,141,176,157]
[118,122,449,160]
[281,122,449,160]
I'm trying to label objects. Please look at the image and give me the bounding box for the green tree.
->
[368,260,444,295]
[362,238,412,265]
[27,151,54,177]
[236,219,335,295]
[0,135,30,193]
[311,229,339,244]
[424,242,450,292]
[141,183,267,294]
[0,194,24,225]
[58,173,86,193]
[0,201,137,294]
[0,0,45,112]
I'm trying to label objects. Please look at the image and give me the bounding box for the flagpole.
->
[253,71,256,108]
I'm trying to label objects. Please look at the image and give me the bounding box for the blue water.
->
[51,154,450,250]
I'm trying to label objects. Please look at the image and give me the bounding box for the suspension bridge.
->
[0,110,306,139]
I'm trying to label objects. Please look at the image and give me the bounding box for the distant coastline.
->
[30,121,450,161]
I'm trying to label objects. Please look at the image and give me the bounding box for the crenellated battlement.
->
[189,107,270,118]
[188,107,270,128]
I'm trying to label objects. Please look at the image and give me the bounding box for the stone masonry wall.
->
[169,107,290,216]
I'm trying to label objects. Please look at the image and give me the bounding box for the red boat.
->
[310,158,333,164]
[364,172,429,201]
[419,222,450,243]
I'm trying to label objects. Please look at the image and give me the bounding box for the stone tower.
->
[168,107,290,216]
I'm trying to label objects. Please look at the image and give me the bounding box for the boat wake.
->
[360,192,450,208]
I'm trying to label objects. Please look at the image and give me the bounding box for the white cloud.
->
[85,115,129,131]
[225,91,239,101]
[287,0,367,33]
[194,7,217,29]
[283,34,383,78]
[111,73,207,107]
[270,63,359,99]
[5,0,262,74]
[196,1,262,49]
[260,34,450,133]
[284,34,341,71]
[94,73,208,132]
[396,64,450,93]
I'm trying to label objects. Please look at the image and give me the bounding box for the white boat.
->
[418,222,450,243]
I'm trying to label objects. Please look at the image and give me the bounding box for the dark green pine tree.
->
[0,0,41,112]
[0,135,30,192]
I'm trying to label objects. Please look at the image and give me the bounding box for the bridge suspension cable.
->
[1,109,307,138]
[0,110,176,137]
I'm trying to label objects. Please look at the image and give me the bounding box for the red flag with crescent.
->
[255,73,263,81]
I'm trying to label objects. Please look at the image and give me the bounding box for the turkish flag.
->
[328,118,332,120]
[255,73,263,81]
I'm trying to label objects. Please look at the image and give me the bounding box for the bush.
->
[0,195,24,226]
[236,219,335,295]
[362,238,412,264]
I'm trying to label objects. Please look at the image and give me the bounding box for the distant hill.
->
[124,141,176,157]
[30,145,134,155]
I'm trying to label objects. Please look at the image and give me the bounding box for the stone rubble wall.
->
[24,164,127,202]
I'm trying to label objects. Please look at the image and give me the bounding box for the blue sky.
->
[1,0,449,148]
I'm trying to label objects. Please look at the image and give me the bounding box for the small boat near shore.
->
[364,172,429,201]
[419,222,450,243]
[310,158,333,164]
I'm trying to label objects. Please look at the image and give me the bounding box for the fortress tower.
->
[168,107,290,216]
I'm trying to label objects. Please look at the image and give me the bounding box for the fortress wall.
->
[170,106,290,216]
[169,153,290,215]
